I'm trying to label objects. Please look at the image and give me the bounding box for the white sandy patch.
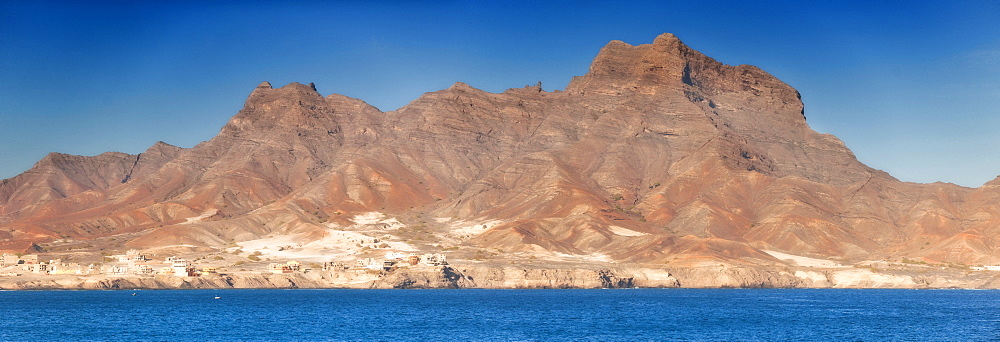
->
[829,269,917,288]
[235,222,418,262]
[764,250,846,268]
[155,244,201,248]
[304,229,418,253]
[345,212,405,230]
[636,269,676,282]
[573,252,614,263]
[794,270,829,283]
[516,250,614,263]
[183,209,219,224]
[568,204,591,216]
[379,218,405,229]
[608,226,649,237]
[351,212,386,225]
[434,217,452,223]
[447,219,506,238]
[230,211,424,262]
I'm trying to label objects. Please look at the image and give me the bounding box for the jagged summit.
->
[652,32,681,44]
[224,82,333,137]
[567,32,709,89]
[152,140,171,147]
[447,82,475,91]
[245,81,319,102]
[568,33,795,101]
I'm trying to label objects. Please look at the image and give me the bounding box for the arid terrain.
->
[3,33,1000,289]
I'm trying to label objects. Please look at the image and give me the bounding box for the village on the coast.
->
[0,250,450,278]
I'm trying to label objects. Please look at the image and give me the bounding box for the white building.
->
[171,259,193,277]
[117,250,149,263]
[1,254,19,266]
[421,253,448,266]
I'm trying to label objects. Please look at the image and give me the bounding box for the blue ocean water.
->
[1,289,998,341]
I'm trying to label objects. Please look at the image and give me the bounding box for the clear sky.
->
[1,1,998,187]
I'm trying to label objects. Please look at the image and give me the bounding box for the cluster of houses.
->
[268,260,303,274]
[0,250,215,277]
[2,249,453,277]
[0,253,98,276]
[2,254,85,276]
[103,252,219,277]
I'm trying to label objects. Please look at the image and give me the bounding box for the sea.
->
[1,289,998,341]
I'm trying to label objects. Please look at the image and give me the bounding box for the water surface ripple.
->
[1,289,998,341]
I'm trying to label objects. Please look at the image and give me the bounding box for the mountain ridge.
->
[2,33,998,272]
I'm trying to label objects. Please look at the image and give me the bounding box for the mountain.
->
[2,33,999,269]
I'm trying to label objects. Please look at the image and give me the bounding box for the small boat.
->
[214,296,221,299]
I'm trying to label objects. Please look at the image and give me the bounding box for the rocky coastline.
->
[4,263,1000,290]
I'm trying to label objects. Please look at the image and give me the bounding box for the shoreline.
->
[3,263,1000,290]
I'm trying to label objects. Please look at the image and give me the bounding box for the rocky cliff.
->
[5,263,998,290]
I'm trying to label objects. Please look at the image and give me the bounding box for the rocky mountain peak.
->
[247,81,274,99]
[565,33,713,94]
[222,82,330,138]
[242,82,323,109]
[563,34,870,185]
[447,82,475,91]
[148,140,177,150]
[565,33,801,105]
[36,151,130,169]
[141,141,182,159]
[651,32,681,45]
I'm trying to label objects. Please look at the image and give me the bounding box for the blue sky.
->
[1,1,998,187]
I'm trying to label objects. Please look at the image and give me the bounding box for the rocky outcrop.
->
[373,266,473,289]
[0,266,679,290]
[454,266,677,289]
[669,266,803,288]
[6,263,1000,289]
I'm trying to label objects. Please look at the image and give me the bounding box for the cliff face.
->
[1,33,999,268]
[4,264,996,290]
